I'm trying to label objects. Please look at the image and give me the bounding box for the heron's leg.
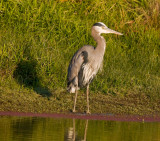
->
[86,85,90,114]
[73,87,78,113]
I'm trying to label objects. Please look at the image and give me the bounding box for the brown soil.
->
[0,111,160,122]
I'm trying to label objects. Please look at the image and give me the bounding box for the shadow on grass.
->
[13,59,52,97]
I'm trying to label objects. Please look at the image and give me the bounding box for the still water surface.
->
[0,115,160,141]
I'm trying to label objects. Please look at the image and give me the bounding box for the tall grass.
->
[0,0,160,99]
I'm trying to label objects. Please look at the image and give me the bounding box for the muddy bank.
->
[0,111,160,122]
[0,88,160,116]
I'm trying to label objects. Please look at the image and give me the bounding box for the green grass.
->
[0,0,160,114]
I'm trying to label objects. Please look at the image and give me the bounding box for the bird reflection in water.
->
[66,119,88,141]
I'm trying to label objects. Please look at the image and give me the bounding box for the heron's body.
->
[67,22,123,113]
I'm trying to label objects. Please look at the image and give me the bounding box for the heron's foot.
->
[86,110,91,114]
[72,109,76,113]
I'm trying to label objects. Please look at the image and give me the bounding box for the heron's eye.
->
[102,26,105,29]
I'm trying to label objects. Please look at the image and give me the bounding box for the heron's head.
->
[92,22,123,35]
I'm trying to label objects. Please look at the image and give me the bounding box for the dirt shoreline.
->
[0,111,160,122]
[1,89,160,117]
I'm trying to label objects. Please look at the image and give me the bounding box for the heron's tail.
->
[67,85,76,93]
[67,77,79,93]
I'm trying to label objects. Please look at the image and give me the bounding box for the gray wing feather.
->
[67,45,94,86]
[68,52,84,84]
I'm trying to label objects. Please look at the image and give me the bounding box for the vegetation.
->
[0,0,160,115]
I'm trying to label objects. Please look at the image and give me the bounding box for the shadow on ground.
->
[13,59,52,97]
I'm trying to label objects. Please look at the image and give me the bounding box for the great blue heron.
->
[67,22,123,114]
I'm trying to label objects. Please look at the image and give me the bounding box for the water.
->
[0,115,160,141]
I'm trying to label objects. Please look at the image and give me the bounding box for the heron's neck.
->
[91,31,106,55]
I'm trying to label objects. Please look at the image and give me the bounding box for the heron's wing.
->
[67,51,88,83]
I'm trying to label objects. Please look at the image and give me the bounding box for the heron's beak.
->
[105,27,123,35]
